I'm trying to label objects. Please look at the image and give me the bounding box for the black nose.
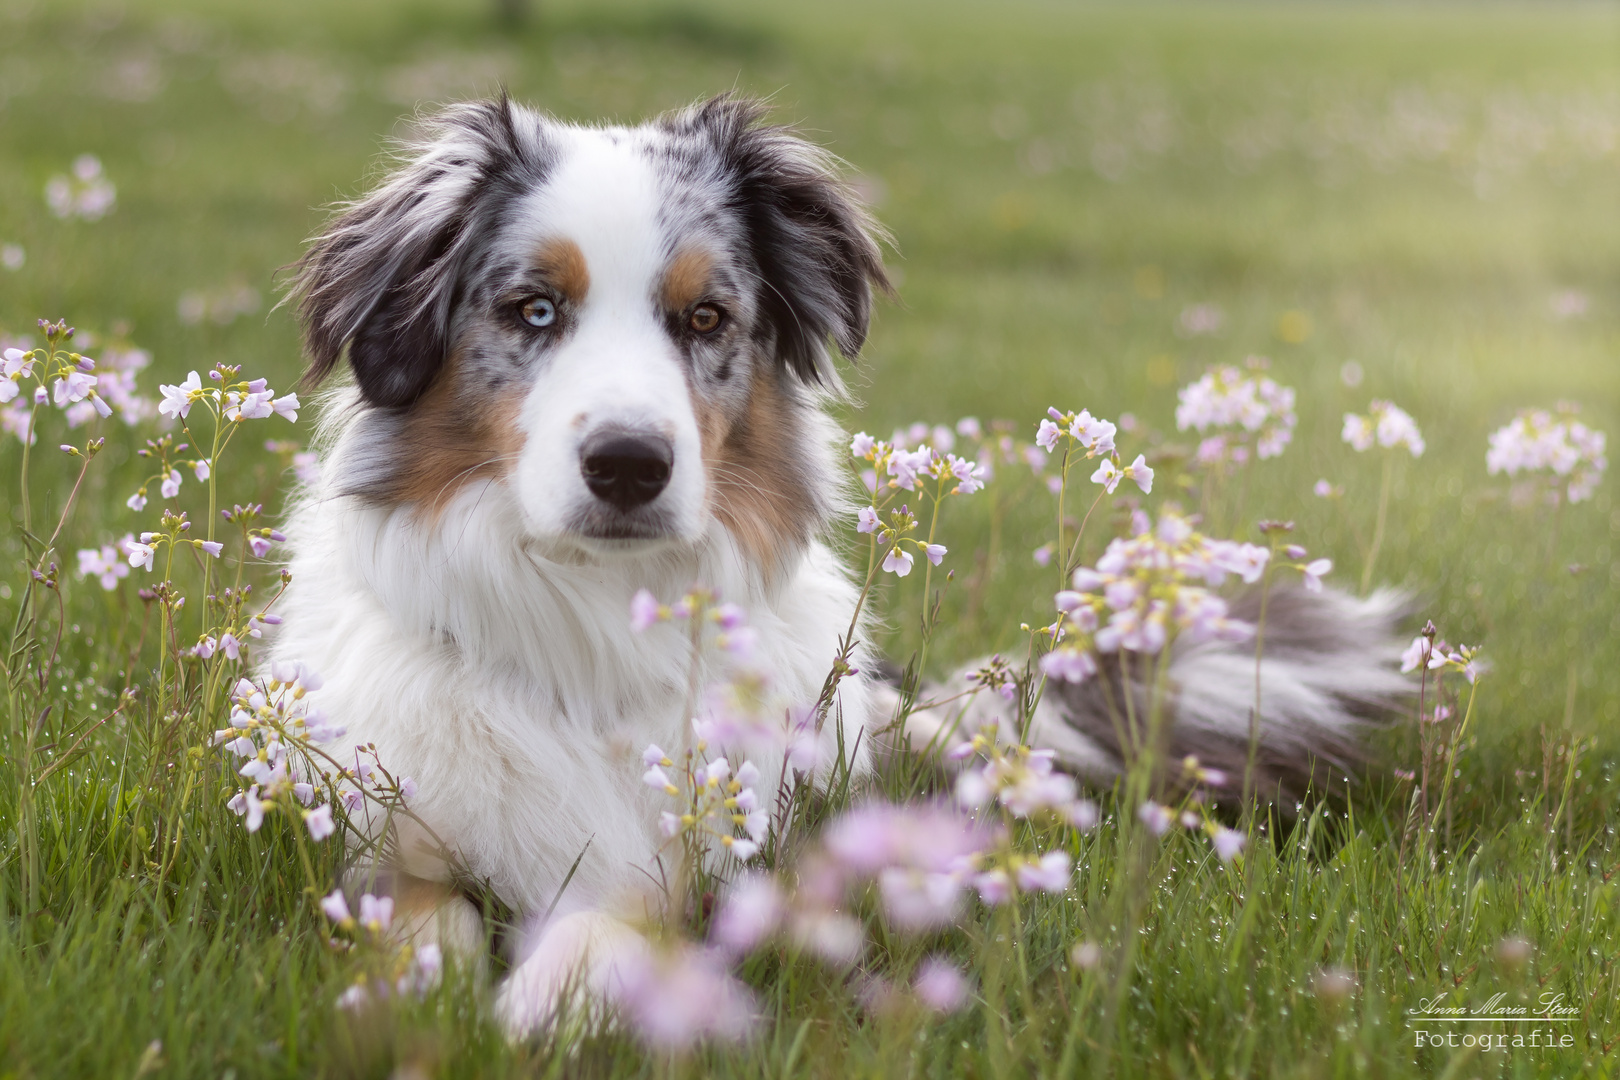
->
[580,431,674,510]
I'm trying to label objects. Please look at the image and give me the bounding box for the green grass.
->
[1,0,1618,1075]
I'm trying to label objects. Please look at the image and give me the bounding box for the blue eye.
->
[520,297,556,328]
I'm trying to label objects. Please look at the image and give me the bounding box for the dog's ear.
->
[674,95,892,388]
[291,97,541,408]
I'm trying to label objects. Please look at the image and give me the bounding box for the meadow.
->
[0,0,1617,1076]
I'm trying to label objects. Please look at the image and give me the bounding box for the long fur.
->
[900,586,1411,807]
[273,93,1408,1037]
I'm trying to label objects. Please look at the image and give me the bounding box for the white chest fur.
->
[269,474,871,917]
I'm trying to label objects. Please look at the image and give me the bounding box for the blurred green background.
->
[1,0,1616,776]
[1,3,1619,1075]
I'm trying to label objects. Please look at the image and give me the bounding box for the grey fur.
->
[902,586,1412,807]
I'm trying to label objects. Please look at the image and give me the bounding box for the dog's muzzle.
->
[579,430,673,510]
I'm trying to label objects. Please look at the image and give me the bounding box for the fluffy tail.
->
[899,586,1412,807]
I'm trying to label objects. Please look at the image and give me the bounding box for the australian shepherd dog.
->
[273,93,1407,1035]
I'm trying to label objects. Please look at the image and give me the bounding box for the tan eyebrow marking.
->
[532,237,590,304]
[659,245,716,312]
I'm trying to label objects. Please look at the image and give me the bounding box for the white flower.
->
[725,837,760,862]
[1209,540,1270,584]
[879,867,966,930]
[126,541,156,571]
[1486,408,1607,504]
[1039,648,1096,684]
[271,393,299,421]
[1341,413,1375,452]
[1090,458,1122,494]
[856,506,880,534]
[1070,410,1116,455]
[643,765,677,795]
[1373,401,1424,456]
[1137,801,1173,837]
[1399,636,1446,673]
[1066,800,1099,831]
[975,869,1012,905]
[1121,453,1153,493]
[1176,364,1296,461]
[358,893,393,933]
[947,454,985,494]
[881,545,914,577]
[160,469,181,499]
[53,371,97,406]
[629,589,662,632]
[76,544,129,590]
[292,451,321,485]
[157,372,202,420]
[1345,401,1423,456]
[227,785,265,832]
[1212,827,1246,862]
[225,390,274,421]
[303,804,336,841]
[712,875,784,955]
[1301,557,1332,593]
[1015,850,1072,893]
[850,431,875,458]
[887,447,932,491]
[320,889,351,924]
[1035,418,1061,452]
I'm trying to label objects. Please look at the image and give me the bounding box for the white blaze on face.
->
[508,127,707,546]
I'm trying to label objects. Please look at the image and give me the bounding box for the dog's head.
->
[292,94,889,568]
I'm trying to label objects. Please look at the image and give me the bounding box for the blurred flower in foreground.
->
[913,956,971,1013]
[615,943,758,1049]
[1313,967,1357,1003]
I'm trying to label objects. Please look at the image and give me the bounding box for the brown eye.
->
[688,304,723,335]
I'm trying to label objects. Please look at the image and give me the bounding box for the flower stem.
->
[1060,488,1109,585]
[1427,676,1478,854]
[1360,452,1394,594]
[1243,559,1274,819]
[1054,445,1071,593]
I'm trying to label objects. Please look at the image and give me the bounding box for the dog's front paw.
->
[494,911,648,1040]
